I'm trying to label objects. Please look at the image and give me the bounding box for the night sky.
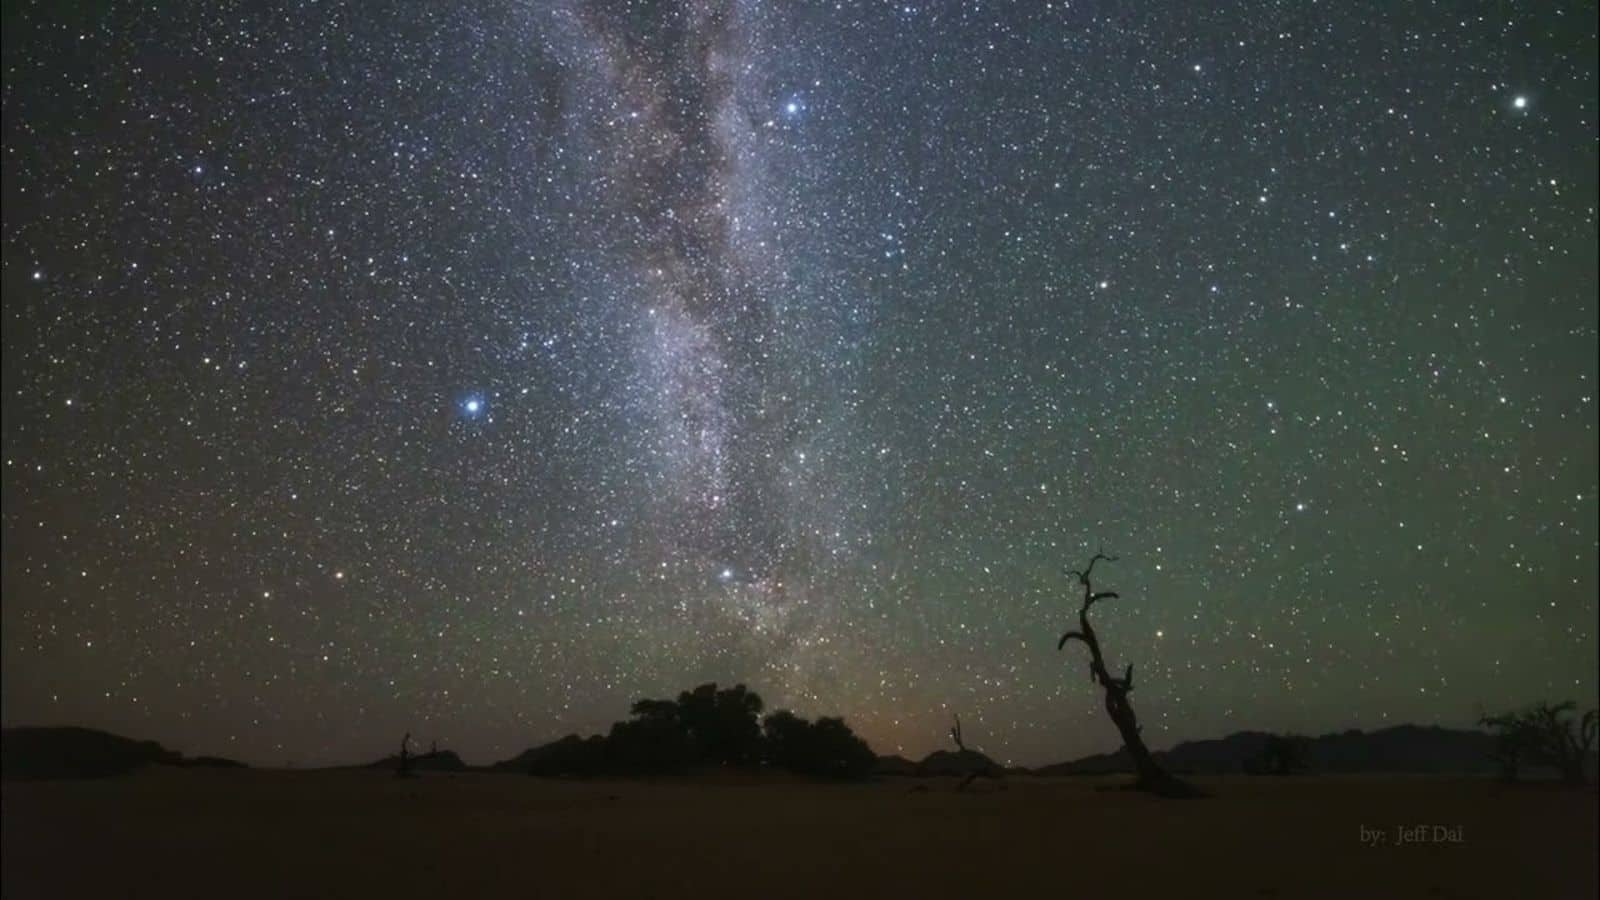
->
[2,1,1595,768]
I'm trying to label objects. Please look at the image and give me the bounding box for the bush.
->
[516,684,876,779]
[1481,701,1597,786]
[606,715,699,774]
[763,711,876,779]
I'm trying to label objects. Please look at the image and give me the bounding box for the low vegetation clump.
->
[1480,701,1597,786]
[512,683,876,779]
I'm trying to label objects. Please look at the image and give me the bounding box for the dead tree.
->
[950,715,1004,791]
[397,731,414,778]
[1057,551,1204,798]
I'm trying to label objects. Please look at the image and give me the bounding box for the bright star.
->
[1512,95,1528,110]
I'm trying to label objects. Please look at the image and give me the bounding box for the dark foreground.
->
[3,769,1595,899]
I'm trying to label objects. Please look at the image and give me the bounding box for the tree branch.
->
[1066,550,1119,588]
[1081,550,1117,583]
[1086,591,1119,615]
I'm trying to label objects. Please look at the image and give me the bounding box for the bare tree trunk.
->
[397,731,413,778]
[1564,709,1596,786]
[950,715,1004,792]
[1059,552,1204,799]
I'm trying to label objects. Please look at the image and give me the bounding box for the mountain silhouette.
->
[913,748,1002,777]
[1033,726,1511,776]
[872,754,918,776]
[365,749,467,772]
[490,735,607,775]
[1,727,250,779]
[2,727,182,779]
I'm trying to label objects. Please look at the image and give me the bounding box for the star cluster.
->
[2,1,1595,765]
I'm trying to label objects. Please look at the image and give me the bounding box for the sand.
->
[3,769,1595,899]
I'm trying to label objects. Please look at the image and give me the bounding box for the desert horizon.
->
[3,706,1587,776]
[5,765,1597,900]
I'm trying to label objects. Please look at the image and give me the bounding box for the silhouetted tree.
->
[396,732,414,778]
[606,714,698,774]
[1480,711,1535,782]
[630,698,681,723]
[517,683,875,778]
[949,715,1005,790]
[1056,551,1204,798]
[676,683,764,766]
[1532,702,1596,786]
[808,717,877,779]
[1482,702,1597,786]
[761,710,875,778]
[761,710,809,768]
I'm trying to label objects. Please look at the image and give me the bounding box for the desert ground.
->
[3,769,1595,900]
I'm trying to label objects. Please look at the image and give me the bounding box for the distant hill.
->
[2,727,183,779]
[176,755,249,769]
[871,748,1008,777]
[873,754,918,776]
[12,721,1576,780]
[915,748,1001,777]
[489,734,606,775]
[365,749,467,773]
[1034,747,1133,776]
[1034,725,1503,776]
[2,727,252,778]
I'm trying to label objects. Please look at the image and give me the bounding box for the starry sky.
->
[2,1,1596,768]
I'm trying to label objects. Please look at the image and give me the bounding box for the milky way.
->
[575,0,789,580]
[2,1,1595,766]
